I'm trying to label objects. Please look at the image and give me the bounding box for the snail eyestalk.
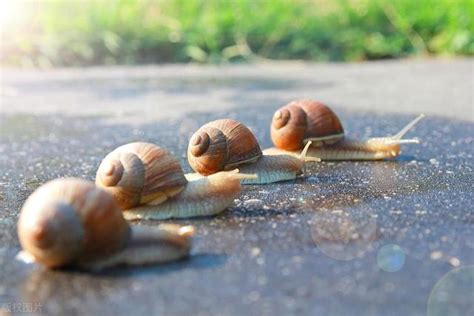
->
[392,114,425,140]
[300,141,321,162]
[375,114,424,146]
[299,140,320,174]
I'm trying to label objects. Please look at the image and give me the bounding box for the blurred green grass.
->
[1,0,473,67]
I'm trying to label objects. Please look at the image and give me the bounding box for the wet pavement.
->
[0,59,473,316]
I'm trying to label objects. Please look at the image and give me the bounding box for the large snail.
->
[96,142,254,220]
[187,119,318,184]
[17,178,194,270]
[265,99,424,160]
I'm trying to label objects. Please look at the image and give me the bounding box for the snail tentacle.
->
[392,114,425,140]
[299,141,321,162]
[376,114,425,146]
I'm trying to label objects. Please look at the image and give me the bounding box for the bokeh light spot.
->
[377,244,405,272]
[427,265,474,316]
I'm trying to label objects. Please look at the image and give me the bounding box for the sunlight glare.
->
[0,0,26,29]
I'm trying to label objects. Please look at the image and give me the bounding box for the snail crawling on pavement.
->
[96,142,255,220]
[265,99,424,160]
[186,119,319,184]
[17,178,194,270]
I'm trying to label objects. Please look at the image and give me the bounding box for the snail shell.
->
[17,178,130,268]
[187,119,262,175]
[96,142,188,209]
[271,99,344,151]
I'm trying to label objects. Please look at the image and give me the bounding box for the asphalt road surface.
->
[1,58,473,316]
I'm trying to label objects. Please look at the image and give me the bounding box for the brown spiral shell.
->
[96,142,188,209]
[17,178,129,268]
[187,119,262,175]
[271,99,344,151]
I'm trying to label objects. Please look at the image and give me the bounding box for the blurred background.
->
[0,0,472,68]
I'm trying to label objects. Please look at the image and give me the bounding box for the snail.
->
[96,142,255,220]
[17,178,194,270]
[265,99,425,160]
[187,119,318,184]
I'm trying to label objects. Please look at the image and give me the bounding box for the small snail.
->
[96,142,255,220]
[17,178,194,270]
[187,119,318,184]
[265,99,424,160]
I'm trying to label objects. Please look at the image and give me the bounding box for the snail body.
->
[124,170,254,220]
[17,178,193,270]
[96,142,254,219]
[187,119,318,184]
[232,153,311,184]
[267,99,424,160]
